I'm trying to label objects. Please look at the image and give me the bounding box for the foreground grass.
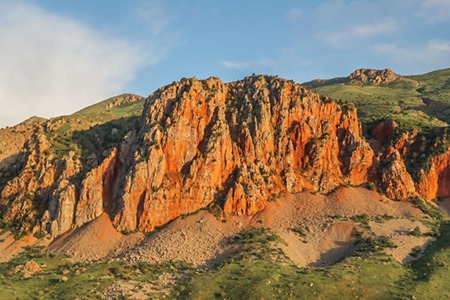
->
[172,227,410,299]
[174,255,409,300]
[0,247,192,299]
[1,202,450,299]
[409,221,450,299]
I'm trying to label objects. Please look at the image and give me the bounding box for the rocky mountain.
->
[348,68,418,85]
[303,68,420,88]
[1,73,450,240]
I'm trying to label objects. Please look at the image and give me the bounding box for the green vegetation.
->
[174,254,409,300]
[2,208,450,299]
[289,227,307,238]
[350,213,371,229]
[47,94,144,162]
[409,68,450,124]
[0,246,193,299]
[304,69,450,134]
[409,221,450,299]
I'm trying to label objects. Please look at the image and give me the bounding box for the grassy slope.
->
[304,69,450,133]
[176,255,409,300]
[45,94,144,161]
[0,200,449,299]
[408,69,450,124]
[0,246,192,299]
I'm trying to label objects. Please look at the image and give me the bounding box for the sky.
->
[1,0,450,128]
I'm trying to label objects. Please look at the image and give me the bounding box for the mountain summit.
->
[348,68,401,84]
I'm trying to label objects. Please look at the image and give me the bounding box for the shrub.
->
[410,226,422,237]
[410,246,422,258]
[33,231,46,239]
[364,182,376,191]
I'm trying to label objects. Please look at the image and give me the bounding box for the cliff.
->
[111,76,373,232]
[1,75,449,239]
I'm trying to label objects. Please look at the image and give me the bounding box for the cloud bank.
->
[0,2,149,128]
[224,0,450,82]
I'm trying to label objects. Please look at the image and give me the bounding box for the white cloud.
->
[287,8,303,22]
[421,0,450,22]
[0,2,167,128]
[428,39,450,52]
[138,0,174,37]
[221,60,252,70]
[323,19,398,48]
[354,20,397,37]
[372,39,450,73]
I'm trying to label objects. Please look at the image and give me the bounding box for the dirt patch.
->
[251,187,426,267]
[48,213,144,262]
[120,210,248,267]
[278,222,356,267]
[369,218,435,263]
[0,231,50,262]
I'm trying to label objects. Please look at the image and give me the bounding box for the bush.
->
[410,226,422,237]
[33,231,46,239]
[410,246,422,258]
[289,227,306,238]
[364,182,376,191]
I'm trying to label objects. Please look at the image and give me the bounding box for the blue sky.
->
[1,0,450,127]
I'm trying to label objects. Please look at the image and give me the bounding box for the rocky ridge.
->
[0,75,449,239]
[349,68,402,84]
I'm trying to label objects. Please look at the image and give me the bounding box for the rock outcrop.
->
[0,125,36,172]
[111,76,374,232]
[379,149,416,199]
[349,68,402,85]
[416,151,450,199]
[1,75,450,239]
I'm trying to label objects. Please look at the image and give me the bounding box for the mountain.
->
[0,76,374,237]
[1,71,450,298]
[2,73,450,238]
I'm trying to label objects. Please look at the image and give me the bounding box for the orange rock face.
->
[379,149,416,200]
[111,76,374,232]
[3,75,450,238]
[416,151,450,199]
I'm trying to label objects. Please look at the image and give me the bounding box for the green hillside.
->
[44,94,145,161]
[303,68,450,134]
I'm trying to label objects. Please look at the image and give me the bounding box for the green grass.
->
[2,211,450,299]
[304,69,450,134]
[173,252,410,299]
[0,246,193,299]
[45,94,144,160]
[409,221,450,299]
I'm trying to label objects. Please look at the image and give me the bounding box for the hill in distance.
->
[303,67,450,133]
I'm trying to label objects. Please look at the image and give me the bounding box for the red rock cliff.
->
[111,76,374,232]
[4,75,450,238]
